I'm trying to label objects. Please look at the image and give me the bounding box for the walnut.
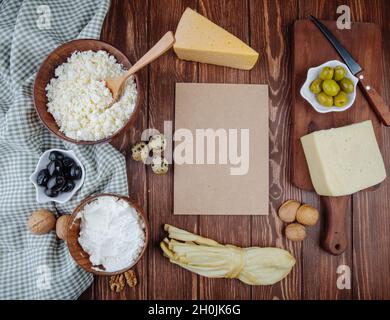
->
[109,274,125,293]
[28,209,56,235]
[56,215,71,240]
[131,142,149,162]
[278,200,301,223]
[296,204,319,226]
[148,134,166,153]
[151,155,168,175]
[109,270,137,292]
[124,270,137,287]
[285,223,306,242]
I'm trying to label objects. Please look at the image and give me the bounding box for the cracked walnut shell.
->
[124,270,137,287]
[109,274,125,293]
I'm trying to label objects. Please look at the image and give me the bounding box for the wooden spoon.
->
[105,31,175,105]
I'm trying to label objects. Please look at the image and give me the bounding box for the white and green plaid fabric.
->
[0,0,129,299]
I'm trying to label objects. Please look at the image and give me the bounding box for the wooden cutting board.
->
[291,20,384,254]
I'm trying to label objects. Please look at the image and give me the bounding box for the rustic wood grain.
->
[342,0,390,300]
[249,0,302,300]
[298,0,390,300]
[147,0,199,300]
[78,0,390,300]
[380,11,390,297]
[297,0,353,300]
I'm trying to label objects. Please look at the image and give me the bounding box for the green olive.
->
[333,66,346,81]
[334,91,349,107]
[339,78,354,94]
[316,92,334,107]
[322,79,340,97]
[310,78,323,94]
[319,66,334,80]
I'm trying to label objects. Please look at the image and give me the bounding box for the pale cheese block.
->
[300,120,386,196]
[174,8,259,70]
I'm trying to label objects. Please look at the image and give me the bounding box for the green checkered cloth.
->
[0,0,129,299]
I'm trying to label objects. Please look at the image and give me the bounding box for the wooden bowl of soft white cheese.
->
[34,39,142,144]
[67,194,149,275]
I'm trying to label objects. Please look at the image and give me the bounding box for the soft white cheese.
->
[77,196,145,272]
[300,120,387,196]
[46,50,137,141]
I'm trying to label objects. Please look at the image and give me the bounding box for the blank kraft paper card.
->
[174,83,269,215]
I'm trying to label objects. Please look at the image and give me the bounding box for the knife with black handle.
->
[309,15,390,126]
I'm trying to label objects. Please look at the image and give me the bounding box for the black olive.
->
[61,180,75,193]
[69,165,82,180]
[49,151,64,161]
[62,157,75,168]
[47,160,62,176]
[36,169,50,186]
[46,175,66,192]
[45,188,59,198]
[56,175,66,190]
[46,177,56,189]
[63,167,71,179]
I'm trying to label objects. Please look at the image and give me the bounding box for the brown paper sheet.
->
[174,83,269,215]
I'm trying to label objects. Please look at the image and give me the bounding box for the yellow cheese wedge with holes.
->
[300,120,387,196]
[174,8,259,70]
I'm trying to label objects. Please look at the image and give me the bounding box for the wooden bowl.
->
[67,193,149,276]
[33,39,142,145]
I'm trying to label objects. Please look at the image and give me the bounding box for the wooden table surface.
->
[80,0,390,300]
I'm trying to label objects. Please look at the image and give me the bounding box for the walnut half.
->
[109,270,138,293]
[109,274,125,293]
[124,270,138,288]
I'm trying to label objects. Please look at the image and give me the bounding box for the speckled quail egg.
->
[148,134,166,153]
[151,156,168,175]
[131,142,149,162]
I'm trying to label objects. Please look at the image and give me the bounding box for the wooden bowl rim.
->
[67,193,150,276]
[33,39,143,145]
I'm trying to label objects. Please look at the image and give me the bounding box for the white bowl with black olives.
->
[30,149,85,203]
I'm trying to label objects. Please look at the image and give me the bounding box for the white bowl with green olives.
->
[300,60,358,113]
[30,149,85,204]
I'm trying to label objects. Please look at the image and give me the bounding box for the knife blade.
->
[309,15,362,75]
[309,15,390,126]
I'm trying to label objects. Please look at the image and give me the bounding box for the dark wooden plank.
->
[297,0,354,300]
[195,0,252,300]
[79,0,390,300]
[368,0,390,299]
[344,0,390,300]
[382,0,390,108]
[298,0,390,300]
[249,0,301,300]
[300,0,390,301]
[147,0,199,300]
[92,0,149,300]
[292,18,383,297]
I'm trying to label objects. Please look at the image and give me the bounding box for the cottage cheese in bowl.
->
[46,50,137,141]
[77,196,146,272]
